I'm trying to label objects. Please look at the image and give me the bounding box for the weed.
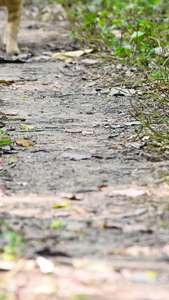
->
[59,0,169,154]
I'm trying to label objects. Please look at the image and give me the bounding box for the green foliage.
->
[58,0,169,51]
[58,0,169,153]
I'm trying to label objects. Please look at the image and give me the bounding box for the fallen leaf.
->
[98,184,108,188]
[15,138,35,147]
[0,79,14,86]
[20,123,36,130]
[111,144,123,149]
[53,201,71,208]
[52,49,93,60]
[146,270,157,278]
[50,220,62,228]
[9,154,18,164]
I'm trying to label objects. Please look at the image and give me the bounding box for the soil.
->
[0,4,169,300]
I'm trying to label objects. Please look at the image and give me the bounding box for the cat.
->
[0,0,23,53]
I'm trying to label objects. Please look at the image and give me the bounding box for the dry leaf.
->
[52,49,93,60]
[0,79,14,86]
[98,184,108,188]
[15,138,35,147]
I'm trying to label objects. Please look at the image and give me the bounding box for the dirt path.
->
[0,4,169,300]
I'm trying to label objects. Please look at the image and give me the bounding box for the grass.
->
[57,0,169,155]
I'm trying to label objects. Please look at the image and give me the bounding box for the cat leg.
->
[6,0,23,54]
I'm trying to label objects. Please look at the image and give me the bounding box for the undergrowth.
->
[58,0,169,154]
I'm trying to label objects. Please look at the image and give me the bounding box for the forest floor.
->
[0,3,169,300]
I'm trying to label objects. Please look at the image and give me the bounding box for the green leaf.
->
[149,70,163,78]
[114,46,131,56]
[50,220,62,229]
[148,48,155,55]
[131,31,145,40]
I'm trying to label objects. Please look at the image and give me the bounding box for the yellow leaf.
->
[15,138,35,147]
[145,270,157,278]
[53,201,71,208]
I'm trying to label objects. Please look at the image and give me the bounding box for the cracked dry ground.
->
[0,6,169,300]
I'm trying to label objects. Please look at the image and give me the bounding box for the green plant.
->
[58,0,169,153]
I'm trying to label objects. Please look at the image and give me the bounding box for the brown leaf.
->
[0,79,14,86]
[15,138,35,147]
[98,184,108,188]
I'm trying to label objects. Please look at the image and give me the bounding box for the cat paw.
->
[6,44,20,54]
